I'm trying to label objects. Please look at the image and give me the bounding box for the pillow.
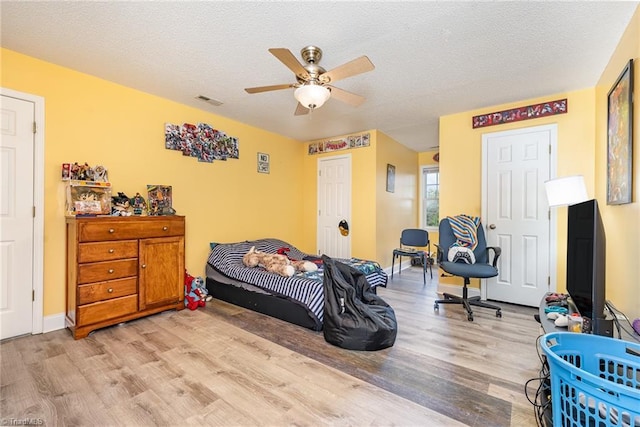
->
[448,246,476,264]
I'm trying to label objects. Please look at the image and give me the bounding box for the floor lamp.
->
[544,175,588,208]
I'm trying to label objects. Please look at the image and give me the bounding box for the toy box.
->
[66,180,112,216]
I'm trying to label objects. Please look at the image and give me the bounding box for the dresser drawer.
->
[78,218,185,242]
[78,259,138,284]
[78,240,138,263]
[77,294,138,326]
[78,277,137,305]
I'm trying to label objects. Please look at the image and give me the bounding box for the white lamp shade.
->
[294,84,331,110]
[544,175,589,207]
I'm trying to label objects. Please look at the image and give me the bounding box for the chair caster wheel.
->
[433,303,439,311]
[467,314,474,321]
[496,310,502,318]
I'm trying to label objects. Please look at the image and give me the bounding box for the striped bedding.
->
[206,238,387,323]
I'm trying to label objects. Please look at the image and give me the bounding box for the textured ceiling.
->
[1,1,637,152]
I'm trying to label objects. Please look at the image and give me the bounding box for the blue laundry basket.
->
[541,332,640,427]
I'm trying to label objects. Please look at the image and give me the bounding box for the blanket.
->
[447,215,480,250]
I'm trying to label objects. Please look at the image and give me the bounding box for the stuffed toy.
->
[184,271,212,310]
[243,246,318,277]
[277,246,323,268]
[193,276,212,302]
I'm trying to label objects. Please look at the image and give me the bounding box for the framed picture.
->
[257,152,270,174]
[147,185,174,216]
[607,59,634,205]
[386,164,396,193]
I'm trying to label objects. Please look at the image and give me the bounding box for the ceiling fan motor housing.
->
[300,45,322,64]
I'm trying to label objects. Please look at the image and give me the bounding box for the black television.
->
[565,199,612,336]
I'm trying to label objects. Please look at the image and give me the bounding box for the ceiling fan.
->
[244,46,375,115]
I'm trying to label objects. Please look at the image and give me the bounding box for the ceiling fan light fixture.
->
[294,84,330,110]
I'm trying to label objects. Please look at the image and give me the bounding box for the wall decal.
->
[472,99,567,129]
[308,132,370,155]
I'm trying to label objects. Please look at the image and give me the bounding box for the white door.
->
[1,95,36,339]
[482,124,555,307]
[317,155,351,258]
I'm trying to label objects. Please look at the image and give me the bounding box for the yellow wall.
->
[2,48,307,316]
[437,6,639,317]
[375,131,419,266]
[6,6,637,320]
[301,130,419,267]
[439,88,596,289]
[301,131,379,260]
[594,7,639,317]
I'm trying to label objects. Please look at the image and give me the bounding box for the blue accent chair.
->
[391,229,432,284]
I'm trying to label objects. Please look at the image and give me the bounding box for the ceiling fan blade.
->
[244,84,294,94]
[268,48,310,80]
[294,102,310,116]
[320,56,374,84]
[327,85,366,107]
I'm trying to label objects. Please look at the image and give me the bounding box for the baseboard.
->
[436,283,480,298]
[384,260,412,276]
[42,312,66,333]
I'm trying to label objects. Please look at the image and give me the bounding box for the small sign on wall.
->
[257,153,270,174]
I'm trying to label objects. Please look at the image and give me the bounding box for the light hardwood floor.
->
[1,266,545,426]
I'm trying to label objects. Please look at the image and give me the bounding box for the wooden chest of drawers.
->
[66,216,185,339]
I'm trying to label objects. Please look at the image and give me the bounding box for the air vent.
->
[196,95,223,106]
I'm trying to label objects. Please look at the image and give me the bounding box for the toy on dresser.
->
[111,192,133,216]
[129,192,147,215]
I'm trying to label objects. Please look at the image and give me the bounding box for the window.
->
[421,166,439,228]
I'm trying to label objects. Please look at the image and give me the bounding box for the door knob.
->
[489,224,496,229]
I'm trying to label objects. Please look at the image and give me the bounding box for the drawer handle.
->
[162,226,168,231]
[107,288,113,293]
[108,228,115,233]
[141,264,146,269]
[108,249,115,254]
[108,269,114,274]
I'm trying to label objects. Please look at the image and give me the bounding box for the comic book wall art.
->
[165,123,239,163]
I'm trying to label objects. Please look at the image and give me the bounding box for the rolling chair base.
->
[434,293,502,322]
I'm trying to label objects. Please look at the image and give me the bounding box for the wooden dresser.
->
[66,216,185,339]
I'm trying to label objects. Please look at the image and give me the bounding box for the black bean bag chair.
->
[322,255,397,351]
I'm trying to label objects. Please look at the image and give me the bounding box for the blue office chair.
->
[434,218,502,321]
[391,229,432,284]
